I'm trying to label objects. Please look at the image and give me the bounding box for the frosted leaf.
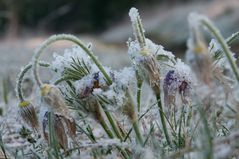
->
[51,45,99,80]
[114,67,136,87]
[209,39,236,69]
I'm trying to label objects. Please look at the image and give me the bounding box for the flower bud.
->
[18,101,39,131]
[42,112,68,150]
[163,63,192,106]
[138,52,160,92]
[41,84,69,115]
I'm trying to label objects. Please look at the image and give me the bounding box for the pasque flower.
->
[163,61,192,106]
[128,8,160,93]
[18,101,39,131]
[42,111,76,150]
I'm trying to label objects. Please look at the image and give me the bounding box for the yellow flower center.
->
[19,101,30,107]
[140,47,150,56]
[41,84,52,96]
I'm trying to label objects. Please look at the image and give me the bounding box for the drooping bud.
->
[58,115,77,138]
[18,101,39,131]
[186,13,212,85]
[41,84,70,115]
[42,112,68,150]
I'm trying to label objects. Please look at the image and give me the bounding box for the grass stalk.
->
[156,93,172,147]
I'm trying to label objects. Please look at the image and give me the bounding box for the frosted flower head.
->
[18,101,39,131]
[163,61,193,106]
[127,39,161,92]
[41,84,70,115]
[77,72,111,99]
[186,13,213,85]
[187,13,207,55]
[138,53,160,91]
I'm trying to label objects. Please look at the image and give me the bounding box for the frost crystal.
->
[129,7,139,23]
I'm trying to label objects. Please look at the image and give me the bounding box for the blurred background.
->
[0,0,239,99]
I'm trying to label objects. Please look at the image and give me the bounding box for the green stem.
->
[99,118,114,139]
[126,89,144,146]
[32,34,112,88]
[16,61,49,102]
[103,109,124,141]
[156,93,171,146]
[136,71,143,114]
[97,105,130,159]
[100,117,130,159]
[132,121,143,146]
[201,18,239,83]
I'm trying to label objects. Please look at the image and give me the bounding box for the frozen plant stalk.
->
[129,8,160,93]
[129,7,171,146]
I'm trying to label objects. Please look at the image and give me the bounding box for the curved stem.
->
[156,93,171,147]
[16,61,49,102]
[201,18,239,83]
[32,34,112,88]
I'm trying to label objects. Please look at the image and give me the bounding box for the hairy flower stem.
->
[125,90,144,146]
[136,71,143,114]
[201,19,239,83]
[156,93,172,147]
[132,121,143,146]
[102,107,125,141]
[100,120,130,159]
[16,62,50,102]
[33,34,113,88]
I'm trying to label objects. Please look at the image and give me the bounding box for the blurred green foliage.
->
[0,0,159,34]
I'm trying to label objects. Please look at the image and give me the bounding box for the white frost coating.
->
[186,12,207,54]
[188,12,203,29]
[214,144,231,159]
[114,67,135,87]
[129,7,139,23]
[51,45,98,76]
[209,39,237,70]
[174,59,192,82]
[127,38,174,62]
[163,59,194,106]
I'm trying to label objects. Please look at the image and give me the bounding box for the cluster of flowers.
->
[12,7,239,159]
